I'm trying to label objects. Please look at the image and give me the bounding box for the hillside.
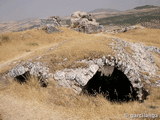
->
[0,6,160,33]
[95,6,160,28]
[0,26,160,119]
[134,5,158,10]
[89,8,120,13]
[0,6,160,120]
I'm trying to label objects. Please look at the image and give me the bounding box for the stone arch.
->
[82,66,138,102]
[8,62,50,87]
[53,55,151,102]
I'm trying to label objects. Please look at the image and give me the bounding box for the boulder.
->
[71,11,104,33]
[41,16,61,33]
[41,16,61,27]
[42,25,60,33]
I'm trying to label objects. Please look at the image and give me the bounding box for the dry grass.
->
[0,28,64,62]
[0,27,113,72]
[0,27,160,120]
[115,28,160,47]
[0,78,160,120]
[37,29,113,71]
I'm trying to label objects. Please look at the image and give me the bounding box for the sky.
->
[0,0,160,21]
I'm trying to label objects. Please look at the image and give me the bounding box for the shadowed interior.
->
[14,71,47,87]
[15,71,30,84]
[82,66,138,102]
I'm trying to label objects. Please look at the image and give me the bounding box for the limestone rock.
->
[41,16,61,33]
[8,62,52,87]
[42,25,60,33]
[70,11,104,33]
[41,16,61,27]
[53,38,158,101]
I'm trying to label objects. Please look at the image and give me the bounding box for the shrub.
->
[0,35,10,45]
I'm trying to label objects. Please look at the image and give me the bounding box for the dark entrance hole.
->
[15,71,30,84]
[82,66,138,102]
[14,71,48,87]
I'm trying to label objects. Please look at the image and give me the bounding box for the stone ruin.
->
[3,38,160,102]
[40,16,61,33]
[53,38,159,102]
[7,62,53,87]
[71,11,104,34]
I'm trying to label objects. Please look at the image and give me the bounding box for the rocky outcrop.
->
[41,16,61,27]
[42,25,60,33]
[71,11,104,33]
[40,16,61,33]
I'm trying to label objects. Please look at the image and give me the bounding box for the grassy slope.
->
[0,27,113,72]
[0,78,160,120]
[115,28,160,47]
[0,27,160,120]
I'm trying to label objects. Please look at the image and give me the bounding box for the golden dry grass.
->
[0,27,160,120]
[0,78,160,120]
[0,28,64,62]
[115,28,160,47]
[39,30,113,71]
[0,27,113,72]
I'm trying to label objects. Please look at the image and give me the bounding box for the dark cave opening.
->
[14,71,30,84]
[14,71,47,87]
[82,66,138,102]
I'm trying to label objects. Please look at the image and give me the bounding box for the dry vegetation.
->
[0,27,113,72]
[115,28,160,47]
[0,27,160,120]
[0,28,65,62]
[0,78,159,120]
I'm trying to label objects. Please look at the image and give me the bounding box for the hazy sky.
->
[0,0,160,21]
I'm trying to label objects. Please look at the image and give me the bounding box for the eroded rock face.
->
[71,11,104,33]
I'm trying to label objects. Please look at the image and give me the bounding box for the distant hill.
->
[134,5,158,10]
[96,6,160,28]
[89,8,120,13]
[0,18,41,33]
